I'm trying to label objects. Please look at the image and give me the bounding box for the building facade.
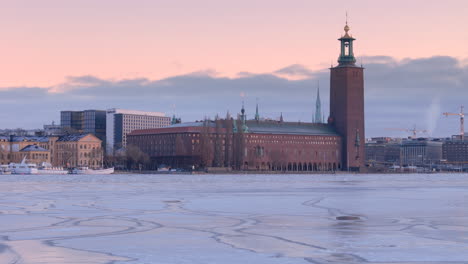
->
[61,111,83,131]
[443,140,468,163]
[400,139,443,166]
[106,108,171,153]
[128,118,342,171]
[0,134,103,168]
[60,110,106,141]
[55,134,103,168]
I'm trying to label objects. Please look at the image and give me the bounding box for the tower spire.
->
[314,81,323,123]
[255,98,260,121]
[337,14,356,66]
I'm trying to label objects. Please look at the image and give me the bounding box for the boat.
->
[0,165,12,175]
[71,167,114,175]
[37,162,69,175]
[9,157,38,175]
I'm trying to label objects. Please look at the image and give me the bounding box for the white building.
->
[106,109,171,153]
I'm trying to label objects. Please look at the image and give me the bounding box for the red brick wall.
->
[330,66,365,170]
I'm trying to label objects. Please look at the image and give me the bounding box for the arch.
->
[328,163,332,171]
[308,163,313,171]
[293,162,297,171]
[313,163,317,171]
[333,163,337,171]
[288,163,292,171]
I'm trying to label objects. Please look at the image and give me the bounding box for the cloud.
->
[274,64,316,78]
[1,55,468,138]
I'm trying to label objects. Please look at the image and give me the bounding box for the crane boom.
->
[385,127,428,138]
[443,106,465,141]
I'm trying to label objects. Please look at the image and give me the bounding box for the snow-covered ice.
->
[1,173,468,264]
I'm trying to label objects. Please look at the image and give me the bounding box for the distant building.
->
[366,137,401,165]
[106,109,171,154]
[60,110,106,141]
[43,121,63,136]
[55,134,103,168]
[0,134,103,168]
[19,145,51,165]
[128,117,342,171]
[443,140,468,163]
[400,139,443,166]
[0,136,51,164]
[61,111,84,131]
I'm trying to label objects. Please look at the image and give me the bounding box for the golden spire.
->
[343,11,351,38]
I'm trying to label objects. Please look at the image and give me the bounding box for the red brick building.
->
[128,118,342,171]
[127,22,365,172]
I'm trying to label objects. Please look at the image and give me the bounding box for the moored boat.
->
[9,157,38,175]
[0,165,12,175]
[71,167,114,175]
[37,162,69,175]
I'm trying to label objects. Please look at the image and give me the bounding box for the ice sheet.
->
[1,173,468,263]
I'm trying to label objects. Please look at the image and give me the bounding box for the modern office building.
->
[106,109,171,153]
[60,110,106,141]
[60,111,84,131]
[400,139,443,166]
[366,137,401,165]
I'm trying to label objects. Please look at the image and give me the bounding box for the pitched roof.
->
[246,121,339,136]
[129,120,339,136]
[0,136,49,142]
[57,133,97,142]
[20,145,49,152]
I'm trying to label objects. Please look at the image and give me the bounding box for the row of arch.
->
[245,162,341,171]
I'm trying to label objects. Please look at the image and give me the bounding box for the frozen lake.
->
[1,173,468,264]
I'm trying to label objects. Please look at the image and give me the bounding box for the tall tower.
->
[329,21,365,171]
[314,84,323,123]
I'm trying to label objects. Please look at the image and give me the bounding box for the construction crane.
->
[443,105,466,141]
[385,126,428,138]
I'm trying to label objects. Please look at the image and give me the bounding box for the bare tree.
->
[199,118,214,168]
[89,147,104,168]
[125,144,150,170]
[224,115,233,168]
[60,145,76,168]
[232,117,245,170]
[0,144,9,164]
[212,116,223,167]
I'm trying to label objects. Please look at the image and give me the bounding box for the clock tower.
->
[329,22,365,171]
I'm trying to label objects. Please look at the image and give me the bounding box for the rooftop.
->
[20,145,49,152]
[0,136,49,142]
[106,108,166,117]
[130,120,339,136]
[56,134,92,142]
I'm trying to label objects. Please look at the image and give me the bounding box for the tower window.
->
[344,42,350,56]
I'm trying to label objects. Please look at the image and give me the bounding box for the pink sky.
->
[0,0,466,87]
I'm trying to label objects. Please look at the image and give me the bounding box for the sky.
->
[0,0,467,138]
